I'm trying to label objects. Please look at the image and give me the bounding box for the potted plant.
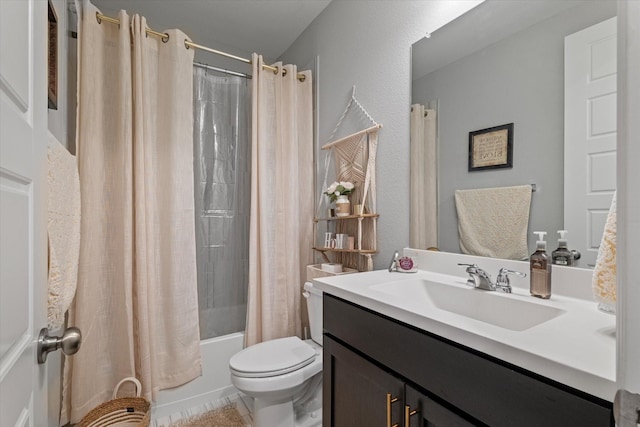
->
[324,181,355,217]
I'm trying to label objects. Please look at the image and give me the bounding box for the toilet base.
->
[250,397,321,427]
[254,397,295,427]
[248,374,322,427]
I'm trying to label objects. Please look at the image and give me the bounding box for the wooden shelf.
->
[313,212,379,264]
[314,213,379,222]
[312,247,377,254]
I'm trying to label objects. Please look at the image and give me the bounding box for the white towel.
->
[47,133,81,330]
[455,185,532,260]
[592,191,616,313]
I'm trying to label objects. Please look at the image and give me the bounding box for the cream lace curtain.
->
[410,105,438,249]
[61,3,201,423]
[245,54,314,346]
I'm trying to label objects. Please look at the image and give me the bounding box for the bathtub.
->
[151,332,245,420]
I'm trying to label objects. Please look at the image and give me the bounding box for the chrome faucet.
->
[458,264,526,293]
[388,251,400,272]
[458,263,494,290]
[495,268,527,293]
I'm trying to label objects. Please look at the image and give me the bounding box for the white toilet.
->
[229,282,323,427]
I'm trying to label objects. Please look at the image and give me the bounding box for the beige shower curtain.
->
[245,54,314,347]
[61,4,201,423]
[410,104,438,249]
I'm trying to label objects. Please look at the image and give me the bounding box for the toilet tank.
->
[303,282,323,346]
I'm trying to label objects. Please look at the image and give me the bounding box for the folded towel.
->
[455,185,532,260]
[592,191,616,314]
[47,134,81,330]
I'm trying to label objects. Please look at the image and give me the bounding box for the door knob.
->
[37,326,82,364]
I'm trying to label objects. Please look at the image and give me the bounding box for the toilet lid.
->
[230,336,316,378]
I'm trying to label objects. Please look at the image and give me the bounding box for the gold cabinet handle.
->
[386,393,399,427]
[405,405,419,426]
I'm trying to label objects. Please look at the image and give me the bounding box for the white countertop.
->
[312,260,616,402]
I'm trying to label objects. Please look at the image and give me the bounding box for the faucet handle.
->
[497,268,526,278]
[458,263,491,278]
[388,250,400,272]
[496,268,526,286]
[457,263,478,273]
[459,263,493,290]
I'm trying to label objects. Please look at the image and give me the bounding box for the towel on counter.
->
[455,185,532,260]
[47,134,81,330]
[592,191,616,314]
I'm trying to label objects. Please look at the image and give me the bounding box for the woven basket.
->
[78,377,150,427]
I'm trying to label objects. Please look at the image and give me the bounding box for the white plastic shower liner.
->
[193,67,251,340]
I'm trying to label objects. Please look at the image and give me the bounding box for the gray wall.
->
[280,0,482,269]
[412,2,615,255]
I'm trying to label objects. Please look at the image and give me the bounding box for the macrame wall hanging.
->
[315,86,381,272]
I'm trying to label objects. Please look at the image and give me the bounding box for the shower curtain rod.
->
[96,12,306,82]
[194,61,251,79]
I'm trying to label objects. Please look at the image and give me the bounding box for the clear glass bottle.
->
[530,231,552,299]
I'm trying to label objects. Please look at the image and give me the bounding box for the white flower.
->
[324,180,354,202]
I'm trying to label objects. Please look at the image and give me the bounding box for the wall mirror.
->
[411,0,617,268]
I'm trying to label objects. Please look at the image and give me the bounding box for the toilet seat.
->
[230,336,316,378]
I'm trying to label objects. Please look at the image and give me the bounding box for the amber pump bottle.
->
[552,230,573,266]
[530,231,551,299]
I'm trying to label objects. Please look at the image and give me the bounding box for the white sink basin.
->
[370,278,565,331]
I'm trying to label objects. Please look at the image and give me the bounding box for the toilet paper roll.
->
[321,263,343,273]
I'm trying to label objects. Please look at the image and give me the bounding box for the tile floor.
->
[152,393,254,427]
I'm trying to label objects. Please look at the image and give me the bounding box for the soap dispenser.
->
[530,231,552,299]
[552,230,573,266]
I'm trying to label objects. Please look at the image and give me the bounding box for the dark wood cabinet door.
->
[324,335,404,427]
[405,384,479,427]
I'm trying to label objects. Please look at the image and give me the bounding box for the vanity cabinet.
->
[323,335,404,426]
[404,384,477,427]
[324,334,474,426]
[322,294,614,427]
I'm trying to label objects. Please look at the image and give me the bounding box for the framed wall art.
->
[468,123,513,171]
[48,0,58,110]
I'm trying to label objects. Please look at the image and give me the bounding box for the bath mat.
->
[167,404,245,427]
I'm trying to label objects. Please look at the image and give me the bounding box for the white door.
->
[564,17,617,268]
[617,0,640,406]
[1,0,52,426]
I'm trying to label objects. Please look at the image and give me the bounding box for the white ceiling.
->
[412,0,591,81]
[90,0,331,60]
